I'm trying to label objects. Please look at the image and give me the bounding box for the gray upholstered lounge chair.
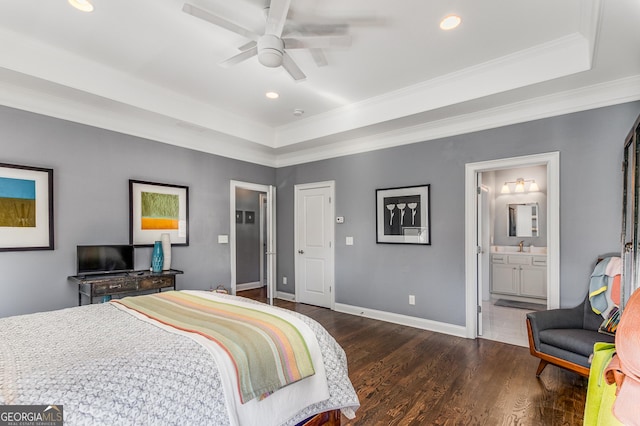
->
[526,296,615,377]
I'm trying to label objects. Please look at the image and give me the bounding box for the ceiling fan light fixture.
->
[258,35,284,68]
[258,49,283,67]
[440,14,461,30]
[68,0,94,12]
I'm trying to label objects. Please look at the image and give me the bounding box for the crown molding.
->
[274,75,640,167]
[0,72,277,167]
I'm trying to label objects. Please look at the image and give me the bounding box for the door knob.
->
[298,250,304,254]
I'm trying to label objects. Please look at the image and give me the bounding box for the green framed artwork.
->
[0,162,54,251]
[129,180,189,246]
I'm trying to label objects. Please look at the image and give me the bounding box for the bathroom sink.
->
[491,245,547,254]
[530,246,547,254]
[491,245,520,253]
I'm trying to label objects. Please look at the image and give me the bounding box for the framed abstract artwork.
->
[376,184,430,245]
[0,163,54,251]
[245,210,255,224]
[129,180,189,246]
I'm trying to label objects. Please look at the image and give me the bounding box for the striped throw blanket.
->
[114,291,315,403]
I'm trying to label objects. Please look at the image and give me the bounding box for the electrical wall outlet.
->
[409,295,415,305]
[283,277,287,285]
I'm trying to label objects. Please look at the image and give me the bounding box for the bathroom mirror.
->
[508,203,538,237]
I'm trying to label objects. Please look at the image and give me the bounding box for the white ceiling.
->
[0,0,639,167]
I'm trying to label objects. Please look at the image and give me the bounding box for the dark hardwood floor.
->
[240,288,587,425]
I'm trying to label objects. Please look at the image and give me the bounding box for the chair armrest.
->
[526,303,585,350]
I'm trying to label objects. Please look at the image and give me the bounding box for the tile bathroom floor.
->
[480,299,540,347]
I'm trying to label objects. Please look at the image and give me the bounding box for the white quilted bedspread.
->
[0,294,359,425]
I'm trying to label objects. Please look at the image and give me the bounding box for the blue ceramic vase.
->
[151,241,164,273]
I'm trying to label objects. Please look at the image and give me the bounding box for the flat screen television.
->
[77,245,135,275]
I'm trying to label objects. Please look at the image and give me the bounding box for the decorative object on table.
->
[129,180,189,246]
[376,184,430,245]
[0,162,54,251]
[160,232,171,270]
[245,210,255,224]
[236,210,243,224]
[151,241,164,273]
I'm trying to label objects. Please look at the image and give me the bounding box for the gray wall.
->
[0,106,274,318]
[3,102,640,327]
[235,188,262,284]
[276,102,640,326]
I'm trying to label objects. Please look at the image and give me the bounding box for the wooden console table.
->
[68,269,184,306]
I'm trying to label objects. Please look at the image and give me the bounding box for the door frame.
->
[294,180,336,309]
[259,193,267,288]
[464,152,560,338]
[476,182,490,336]
[230,180,275,302]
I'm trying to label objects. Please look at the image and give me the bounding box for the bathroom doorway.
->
[479,165,547,346]
[464,152,560,346]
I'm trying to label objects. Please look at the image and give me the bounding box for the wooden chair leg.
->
[536,360,549,377]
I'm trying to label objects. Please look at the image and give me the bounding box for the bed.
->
[0,290,359,425]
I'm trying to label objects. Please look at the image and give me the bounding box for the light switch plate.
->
[346,236,354,245]
[336,216,345,223]
[218,235,229,244]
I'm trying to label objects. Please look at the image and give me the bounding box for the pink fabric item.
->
[605,288,640,425]
[611,275,621,306]
[605,257,622,277]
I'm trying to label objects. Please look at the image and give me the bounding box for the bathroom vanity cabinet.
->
[491,253,547,299]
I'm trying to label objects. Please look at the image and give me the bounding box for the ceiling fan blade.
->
[265,0,291,37]
[283,35,351,49]
[309,49,328,67]
[183,3,258,41]
[281,51,306,81]
[219,46,258,68]
[288,22,350,36]
[238,41,257,51]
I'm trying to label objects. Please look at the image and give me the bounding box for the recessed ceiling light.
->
[440,14,461,30]
[68,0,94,12]
[293,109,305,117]
[265,91,279,99]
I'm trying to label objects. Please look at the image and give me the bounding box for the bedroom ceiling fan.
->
[182,0,351,81]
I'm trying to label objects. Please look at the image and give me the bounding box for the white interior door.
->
[266,185,276,305]
[476,177,487,336]
[295,181,334,309]
[259,193,267,288]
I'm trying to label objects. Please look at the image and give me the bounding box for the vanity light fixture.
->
[501,178,539,194]
[68,0,94,12]
[440,14,461,31]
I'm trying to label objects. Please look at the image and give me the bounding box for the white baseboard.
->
[236,282,263,291]
[277,291,295,301]
[334,303,468,338]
